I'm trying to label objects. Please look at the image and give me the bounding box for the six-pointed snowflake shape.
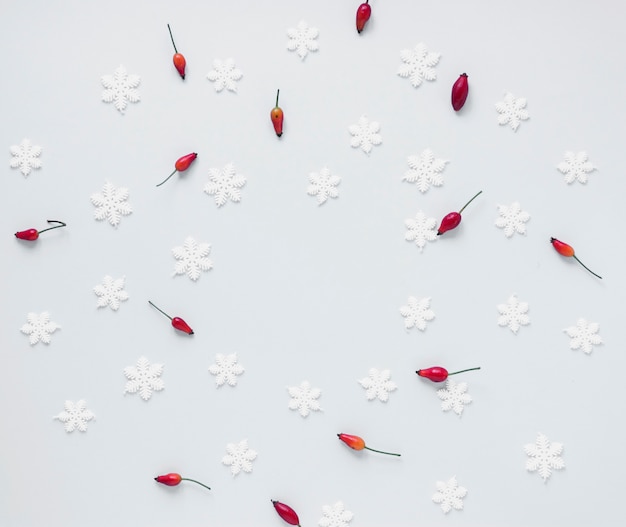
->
[564,318,602,354]
[172,236,213,281]
[495,92,529,131]
[497,294,530,333]
[495,202,530,237]
[437,378,472,416]
[348,115,382,154]
[207,58,243,93]
[403,149,448,193]
[9,138,42,176]
[358,368,397,402]
[54,400,95,433]
[524,433,565,482]
[557,151,596,184]
[318,501,353,527]
[123,356,164,401]
[287,381,322,417]
[287,20,319,60]
[399,296,435,331]
[397,43,441,88]
[94,275,129,310]
[308,167,340,205]
[208,353,245,387]
[101,65,140,113]
[404,211,438,251]
[90,181,133,227]
[204,163,246,207]
[222,439,257,476]
[20,312,60,345]
[432,476,467,513]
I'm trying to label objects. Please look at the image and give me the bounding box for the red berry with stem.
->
[437,190,483,235]
[272,500,301,526]
[451,73,469,111]
[167,24,186,80]
[550,237,602,279]
[356,1,372,34]
[416,366,481,383]
[156,152,197,187]
[337,433,401,456]
[148,301,194,334]
[270,89,284,137]
[15,220,66,241]
[154,472,211,490]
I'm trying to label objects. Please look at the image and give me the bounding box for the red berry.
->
[14,220,66,241]
[550,237,602,279]
[272,500,300,526]
[437,191,482,235]
[167,25,186,80]
[148,301,194,335]
[337,433,400,456]
[157,153,198,187]
[154,472,211,490]
[451,73,469,111]
[416,366,480,383]
[356,1,372,33]
[270,89,284,137]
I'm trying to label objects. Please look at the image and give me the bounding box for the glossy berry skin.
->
[550,237,602,279]
[338,433,366,451]
[451,73,469,111]
[356,1,371,33]
[15,228,40,240]
[148,301,194,335]
[173,53,186,80]
[270,89,284,137]
[157,153,198,187]
[155,473,182,486]
[272,500,300,526]
[437,212,462,235]
[417,366,449,382]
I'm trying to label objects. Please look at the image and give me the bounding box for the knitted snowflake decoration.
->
[203,163,246,207]
[497,294,529,333]
[358,368,397,402]
[308,167,340,205]
[524,433,565,482]
[208,353,245,387]
[318,501,353,527]
[287,381,322,417]
[172,237,213,281]
[222,439,257,476]
[437,378,472,416]
[397,43,440,88]
[432,476,467,513]
[348,115,382,154]
[287,20,319,60]
[206,59,243,93]
[54,400,95,433]
[90,181,133,227]
[404,212,438,251]
[495,92,529,131]
[557,151,596,184]
[495,202,530,237]
[94,275,129,310]
[9,138,42,176]
[399,296,435,331]
[403,149,448,193]
[20,312,60,345]
[564,318,602,354]
[123,356,164,401]
[101,65,140,114]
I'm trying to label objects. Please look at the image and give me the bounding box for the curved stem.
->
[181,478,211,490]
[448,367,481,376]
[573,255,602,279]
[458,190,483,214]
[38,220,67,234]
[156,169,177,187]
[167,24,178,54]
[275,89,280,107]
[148,300,172,320]
[364,446,401,457]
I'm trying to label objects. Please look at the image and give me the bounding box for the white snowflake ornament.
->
[358,368,397,402]
[54,400,95,433]
[557,151,596,184]
[208,353,244,387]
[432,476,467,513]
[495,202,530,237]
[20,312,60,345]
[400,296,435,331]
[308,167,340,205]
[497,294,529,333]
[222,439,257,476]
[123,356,164,401]
[318,501,353,527]
[495,92,529,131]
[204,163,246,207]
[207,58,243,93]
[172,236,213,281]
[287,20,319,60]
[564,318,602,354]
[349,115,382,154]
[404,212,438,251]
[403,149,448,193]
[287,381,322,417]
[101,65,140,113]
[90,181,133,227]
[524,433,565,482]
[9,138,42,176]
[94,275,129,310]
[397,43,440,88]
[437,378,472,416]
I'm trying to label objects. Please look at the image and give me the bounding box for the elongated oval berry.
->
[437,190,482,235]
[416,366,481,383]
[148,301,194,334]
[356,1,372,34]
[550,237,602,279]
[167,24,187,80]
[270,89,284,137]
[154,472,211,490]
[451,73,469,111]
[15,220,66,241]
[272,500,300,526]
[337,433,401,456]
[157,152,198,187]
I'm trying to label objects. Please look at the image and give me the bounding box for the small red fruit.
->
[156,152,198,187]
[148,301,194,334]
[15,220,66,241]
[337,433,400,456]
[437,190,483,235]
[356,1,372,34]
[451,73,469,111]
[154,472,211,490]
[167,24,187,80]
[270,89,284,137]
[272,500,300,526]
[416,366,481,383]
[550,237,602,279]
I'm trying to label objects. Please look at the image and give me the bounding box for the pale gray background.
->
[1,1,624,526]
